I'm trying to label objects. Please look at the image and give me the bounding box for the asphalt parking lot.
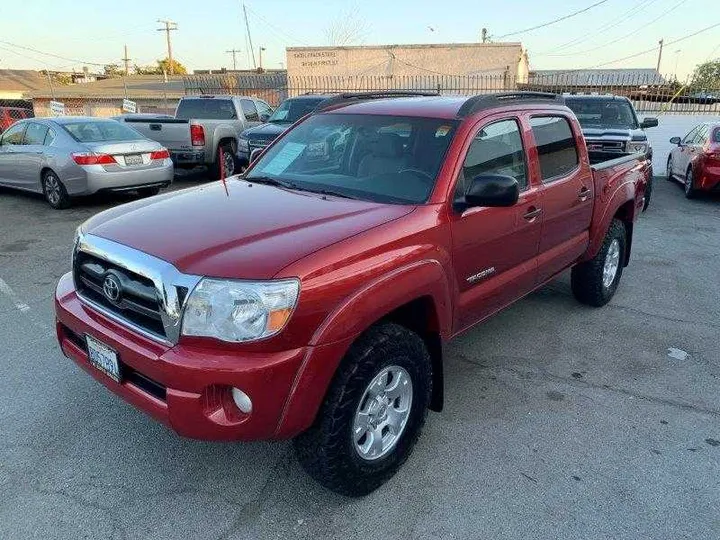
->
[1,174,719,540]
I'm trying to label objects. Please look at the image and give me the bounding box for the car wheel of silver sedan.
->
[42,170,71,209]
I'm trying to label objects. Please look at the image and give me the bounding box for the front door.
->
[449,116,542,332]
[674,125,702,175]
[528,115,594,283]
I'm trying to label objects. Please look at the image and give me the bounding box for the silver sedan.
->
[0,117,174,209]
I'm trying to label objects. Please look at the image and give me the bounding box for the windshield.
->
[246,113,458,204]
[268,98,325,124]
[565,98,639,129]
[62,121,144,143]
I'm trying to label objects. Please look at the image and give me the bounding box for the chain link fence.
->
[184,73,720,115]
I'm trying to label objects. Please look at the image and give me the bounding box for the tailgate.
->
[123,119,192,151]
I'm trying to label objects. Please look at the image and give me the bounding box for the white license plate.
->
[86,335,121,382]
[124,154,143,166]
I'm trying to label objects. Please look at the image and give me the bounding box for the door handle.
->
[578,187,591,201]
[523,207,542,221]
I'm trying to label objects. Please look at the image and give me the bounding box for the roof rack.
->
[456,92,564,117]
[314,90,440,112]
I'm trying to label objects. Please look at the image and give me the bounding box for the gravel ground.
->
[0,173,718,540]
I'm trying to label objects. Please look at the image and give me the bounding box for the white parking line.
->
[0,277,31,313]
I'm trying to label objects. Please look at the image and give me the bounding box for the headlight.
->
[628,142,648,154]
[237,137,249,152]
[182,278,299,342]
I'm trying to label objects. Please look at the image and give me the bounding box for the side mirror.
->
[669,136,682,145]
[259,114,270,122]
[249,148,263,164]
[463,174,519,210]
[640,117,658,129]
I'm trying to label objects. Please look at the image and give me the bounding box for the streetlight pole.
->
[674,49,682,80]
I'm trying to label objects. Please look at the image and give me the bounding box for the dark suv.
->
[236,94,337,167]
[565,95,657,209]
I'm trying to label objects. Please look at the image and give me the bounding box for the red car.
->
[667,123,720,198]
[0,106,33,133]
[55,92,647,496]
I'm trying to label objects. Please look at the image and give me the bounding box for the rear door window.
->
[23,123,49,145]
[529,116,579,181]
[241,100,259,122]
[44,128,56,146]
[176,99,237,120]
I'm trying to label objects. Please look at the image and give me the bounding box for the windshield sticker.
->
[261,142,306,175]
[435,125,452,138]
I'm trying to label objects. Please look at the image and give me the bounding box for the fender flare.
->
[274,259,453,438]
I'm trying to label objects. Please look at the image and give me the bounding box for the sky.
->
[0,0,718,80]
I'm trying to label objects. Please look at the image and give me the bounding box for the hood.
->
[84,180,414,279]
[241,122,290,141]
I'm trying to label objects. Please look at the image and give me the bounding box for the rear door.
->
[450,115,542,331]
[528,114,593,283]
[0,122,28,186]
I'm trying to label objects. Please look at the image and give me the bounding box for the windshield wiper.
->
[244,176,299,190]
[301,187,359,200]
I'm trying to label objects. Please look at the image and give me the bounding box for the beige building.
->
[286,43,529,82]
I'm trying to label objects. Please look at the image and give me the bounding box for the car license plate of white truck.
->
[86,335,121,382]
[124,154,143,166]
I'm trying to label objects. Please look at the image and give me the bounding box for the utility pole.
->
[243,4,257,69]
[226,48,242,71]
[157,19,178,74]
[656,38,664,73]
[122,44,132,76]
[258,46,266,71]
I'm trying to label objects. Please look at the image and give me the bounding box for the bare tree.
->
[325,7,370,46]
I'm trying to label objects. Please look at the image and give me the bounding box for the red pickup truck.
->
[55,92,647,496]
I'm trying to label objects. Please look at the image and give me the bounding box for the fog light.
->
[231,387,252,414]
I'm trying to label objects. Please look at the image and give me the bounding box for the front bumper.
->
[54,272,329,441]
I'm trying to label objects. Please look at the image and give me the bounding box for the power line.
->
[243,5,311,46]
[558,21,720,71]
[538,0,689,58]
[0,39,109,67]
[496,0,612,39]
[535,0,656,56]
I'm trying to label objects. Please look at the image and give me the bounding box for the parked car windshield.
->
[62,120,145,143]
[176,99,236,120]
[565,98,639,129]
[268,97,326,124]
[246,113,458,204]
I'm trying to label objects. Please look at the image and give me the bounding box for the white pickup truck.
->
[119,95,274,178]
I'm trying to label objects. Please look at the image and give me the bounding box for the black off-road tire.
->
[42,170,71,209]
[294,323,432,497]
[209,142,236,180]
[571,218,627,307]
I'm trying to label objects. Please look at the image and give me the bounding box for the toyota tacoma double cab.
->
[55,91,647,496]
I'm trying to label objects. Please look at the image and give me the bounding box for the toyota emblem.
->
[102,274,122,303]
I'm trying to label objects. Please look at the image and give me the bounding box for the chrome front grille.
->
[73,233,202,345]
[585,140,626,153]
[249,139,271,148]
